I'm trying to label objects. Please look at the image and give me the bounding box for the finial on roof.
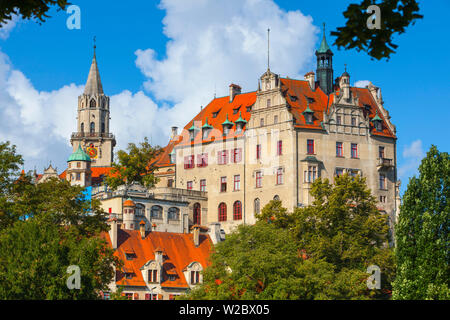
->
[84,37,104,96]
[317,22,331,53]
[267,28,270,71]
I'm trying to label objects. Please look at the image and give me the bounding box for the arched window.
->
[90,122,95,133]
[233,201,242,220]
[80,123,84,133]
[218,203,227,222]
[273,195,280,201]
[168,207,179,220]
[135,203,145,216]
[193,203,201,225]
[254,198,260,214]
[151,205,163,219]
[90,99,96,108]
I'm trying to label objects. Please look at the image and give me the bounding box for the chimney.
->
[139,220,146,239]
[108,218,118,249]
[229,84,241,102]
[192,224,200,247]
[207,223,220,244]
[171,126,178,140]
[304,72,315,90]
[154,247,163,266]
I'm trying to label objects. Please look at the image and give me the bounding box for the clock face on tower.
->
[86,143,98,159]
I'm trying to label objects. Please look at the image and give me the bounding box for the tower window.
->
[267,99,271,107]
[90,99,96,108]
[101,122,105,133]
[90,122,95,133]
[80,123,84,133]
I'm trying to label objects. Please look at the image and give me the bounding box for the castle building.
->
[155,29,400,237]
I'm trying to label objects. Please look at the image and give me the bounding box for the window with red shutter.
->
[307,139,314,154]
[277,140,282,156]
[233,201,242,220]
[256,144,261,160]
[234,175,240,191]
[232,148,242,163]
[256,171,262,188]
[197,153,208,167]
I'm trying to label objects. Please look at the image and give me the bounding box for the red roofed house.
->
[103,219,213,300]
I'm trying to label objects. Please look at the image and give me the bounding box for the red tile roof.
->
[102,229,213,288]
[176,92,257,147]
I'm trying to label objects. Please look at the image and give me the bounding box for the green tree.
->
[183,174,395,300]
[0,0,70,27]
[331,0,423,60]
[393,145,449,300]
[0,216,118,299]
[180,222,305,300]
[0,141,122,299]
[104,137,161,190]
[291,174,396,299]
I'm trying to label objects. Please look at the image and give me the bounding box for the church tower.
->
[315,24,334,95]
[70,44,116,167]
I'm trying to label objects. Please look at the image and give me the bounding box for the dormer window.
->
[233,106,240,114]
[246,106,252,112]
[125,272,134,279]
[185,262,203,286]
[302,104,314,124]
[235,112,247,132]
[125,253,136,260]
[148,269,158,283]
[212,109,220,118]
[372,111,383,132]
[202,117,213,140]
[221,114,233,136]
[188,123,199,140]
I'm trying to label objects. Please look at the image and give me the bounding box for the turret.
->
[66,145,92,187]
[315,23,334,95]
[122,198,136,230]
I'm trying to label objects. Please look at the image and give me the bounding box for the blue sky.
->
[0,0,448,194]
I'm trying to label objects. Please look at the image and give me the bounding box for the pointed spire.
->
[84,37,104,96]
[317,23,331,53]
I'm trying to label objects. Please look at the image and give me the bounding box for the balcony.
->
[71,132,115,139]
[377,158,394,170]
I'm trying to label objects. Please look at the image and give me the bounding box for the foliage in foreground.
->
[182,174,395,300]
[0,140,121,299]
[393,145,449,300]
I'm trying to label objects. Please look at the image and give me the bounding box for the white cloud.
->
[353,80,371,88]
[0,14,20,40]
[0,0,319,173]
[398,139,425,180]
[135,0,318,129]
